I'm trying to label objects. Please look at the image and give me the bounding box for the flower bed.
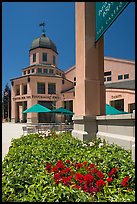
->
[2,132,135,202]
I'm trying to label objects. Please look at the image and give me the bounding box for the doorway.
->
[38,101,56,123]
[110,99,124,111]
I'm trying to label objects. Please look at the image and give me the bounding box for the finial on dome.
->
[39,22,46,37]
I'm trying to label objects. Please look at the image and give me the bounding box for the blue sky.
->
[2,2,135,91]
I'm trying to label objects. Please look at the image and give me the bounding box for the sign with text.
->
[96,2,129,42]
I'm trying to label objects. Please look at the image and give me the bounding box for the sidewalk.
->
[2,123,25,160]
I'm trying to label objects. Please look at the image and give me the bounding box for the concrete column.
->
[20,84,22,95]
[72,2,105,141]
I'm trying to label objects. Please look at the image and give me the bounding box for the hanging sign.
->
[96,2,129,42]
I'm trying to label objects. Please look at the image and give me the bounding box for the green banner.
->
[96,2,130,42]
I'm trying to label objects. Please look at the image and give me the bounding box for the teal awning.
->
[23,104,51,113]
[50,107,74,115]
[106,104,128,115]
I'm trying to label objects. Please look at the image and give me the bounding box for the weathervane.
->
[39,22,46,35]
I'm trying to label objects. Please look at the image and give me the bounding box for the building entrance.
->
[38,101,56,123]
[15,101,27,123]
[110,99,124,112]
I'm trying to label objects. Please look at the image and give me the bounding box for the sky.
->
[2,2,135,91]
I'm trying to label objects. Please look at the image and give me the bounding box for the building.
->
[65,57,135,113]
[10,31,135,123]
[10,31,74,123]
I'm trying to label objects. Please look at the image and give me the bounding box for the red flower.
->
[45,163,52,172]
[60,167,71,175]
[55,179,60,184]
[121,176,130,187]
[70,171,75,175]
[60,169,66,175]
[108,168,117,177]
[90,187,99,193]
[56,160,65,170]
[75,163,83,169]
[75,184,81,189]
[96,179,106,189]
[82,184,89,192]
[54,173,61,180]
[106,177,113,182]
[75,173,84,181]
[83,161,87,165]
[61,176,72,186]
[52,166,59,173]
[84,166,89,171]
[84,173,94,183]
[121,181,128,187]
[97,171,104,179]
[73,184,81,189]
[90,163,95,169]
[65,167,71,174]
[91,168,98,174]
[123,176,130,182]
[66,159,70,164]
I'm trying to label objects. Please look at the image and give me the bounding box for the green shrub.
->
[2,132,135,202]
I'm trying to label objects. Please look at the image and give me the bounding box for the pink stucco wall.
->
[64,65,76,82]
[106,88,135,112]
[104,57,135,83]
[30,48,58,67]
[11,75,74,122]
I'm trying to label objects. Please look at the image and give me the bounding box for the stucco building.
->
[10,31,135,123]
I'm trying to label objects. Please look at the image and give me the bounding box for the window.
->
[43,68,48,74]
[124,74,129,79]
[33,53,36,62]
[118,75,123,80]
[104,77,106,82]
[128,103,135,113]
[37,83,45,94]
[104,71,111,76]
[74,82,76,86]
[42,53,47,62]
[48,83,56,94]
[107,76,111,81]
[16,85,20,95]
[28,70,30,74]
[22,84,27,95]
[74,77,76,81]
[32,69,35,73]
[49,69,54,74]
[53,56,56,65]
[23,71,26,75]
[62,79,64,84]
[111,99,124,112]
[38,68,42,73]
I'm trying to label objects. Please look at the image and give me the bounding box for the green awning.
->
[50,107,74,115]
[106,104,128,115]
[23,104,51,113]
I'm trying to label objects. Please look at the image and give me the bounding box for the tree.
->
[3,83,11,122]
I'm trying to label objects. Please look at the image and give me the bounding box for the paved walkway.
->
[2,123,26,160]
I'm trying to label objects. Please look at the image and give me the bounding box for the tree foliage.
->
[2,83,11,121]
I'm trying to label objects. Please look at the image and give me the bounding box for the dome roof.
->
[30,33,58,53]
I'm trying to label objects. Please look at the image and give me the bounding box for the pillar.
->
[72,2,105,141]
